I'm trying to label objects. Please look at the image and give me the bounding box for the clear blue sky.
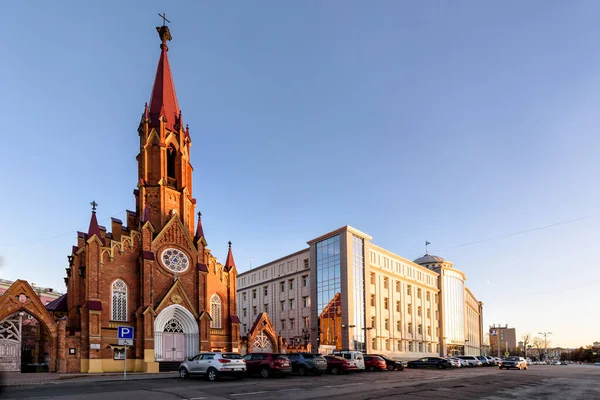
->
[1,1,599,349]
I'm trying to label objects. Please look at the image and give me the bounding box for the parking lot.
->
[2,364,600,399]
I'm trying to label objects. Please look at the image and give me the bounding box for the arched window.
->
[166,144,177,188]
[111,279,127,321]
[210,294,222,329]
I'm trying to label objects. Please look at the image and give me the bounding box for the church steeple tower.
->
[136,19,195,234]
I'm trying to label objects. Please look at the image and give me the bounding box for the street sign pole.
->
[124,342,127,380]
[118,327,134,380]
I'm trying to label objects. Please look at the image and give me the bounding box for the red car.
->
[324,355,359,374]
[364,355,387,372]
[242,353,292,378]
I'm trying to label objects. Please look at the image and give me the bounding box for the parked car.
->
[456,355,483,367]
[366,354,405,371]
[449,357,465,367]
[364,355,387,372]
[324,355,358,374]
[484,356,497,366]
[476,356,491,366]
[499,356,528,370]
[243,353,292,378]
[550,360,561,366]
[331,351,366,370]
[179,352,246,381]
[407,357,453,369]
[287,353,328,376]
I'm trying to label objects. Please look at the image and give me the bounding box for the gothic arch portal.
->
[153,304,198,361]
[246,313,280,354]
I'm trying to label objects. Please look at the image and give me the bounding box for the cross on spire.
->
[228,241,232,249]
[158,13,170,27]
[90,200,98,213]
[197,211,202,219]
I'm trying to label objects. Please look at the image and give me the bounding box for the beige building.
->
[237,226,483,359]
[489,324,517,356]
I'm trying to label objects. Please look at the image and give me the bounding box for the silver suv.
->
[179,352,246,381]
[456,355,483,367]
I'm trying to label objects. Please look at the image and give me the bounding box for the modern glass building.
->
[238,225,484,359]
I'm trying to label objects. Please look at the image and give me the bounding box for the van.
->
[331,351,365,370]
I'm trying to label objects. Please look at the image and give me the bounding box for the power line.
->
[0,210,128,247]
[410,212,600,259]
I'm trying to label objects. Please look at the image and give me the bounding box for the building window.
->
[252,306,257,316]
[289,299,295,310]
[242,308,247,317]
[280,282,285,292]
[264,286,268,296]
[385,339,390,351]
[304,259,309,269]
[111,279,127,322]
[290,318,295,330]
[280,301,285,311]
[252,289,256,299]
[409,341,413,352]
[384,298,389,310]
[397,340,402,351]
[242,292,247,302]
[408,304,412,314]
[396,301,401,312]
[372,338,377,350]
[370,272,375,285]
[418,324,422,334]
[408,323,412,334]
[427,308,431,319]
[281,320,286,330]
[397,320,401,332]
[304,316,310,328]
[418,306,422,317]
[243,324,247,333]
[371,316,376,328]
[435,310,439,320]
[435,294,438,303]
[417,288,421,299]
[370,294,376,307]
[289,279,294,290]
[383,277,389,289]
[303,296,309,308]
[210,294,222,329]
[395,281,400,292]
[384,319,389,330]
[427,326,431,336]
[426,291,430,301]
[407,285,411,296]
[264,304,268,313]
[302,275,308,287]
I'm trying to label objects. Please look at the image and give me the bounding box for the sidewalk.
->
[0,371,179,386]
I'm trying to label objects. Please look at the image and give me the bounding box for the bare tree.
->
[522,333,531,357]
[532,336,545,360]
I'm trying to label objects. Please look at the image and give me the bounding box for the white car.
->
[451,357,469,367]
[179,352,246,381]
[456,355,483,367]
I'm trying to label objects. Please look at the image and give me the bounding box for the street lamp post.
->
[538,332,552,361]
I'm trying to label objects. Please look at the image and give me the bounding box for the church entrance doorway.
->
[162,318,185,361]
[0,311,51,372]
[154,304,199,363]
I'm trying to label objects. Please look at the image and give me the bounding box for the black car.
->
[366,354,405,371]
[407,357,453,369]
[287,353,328,376]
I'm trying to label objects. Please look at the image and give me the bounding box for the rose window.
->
[161,248,190,272]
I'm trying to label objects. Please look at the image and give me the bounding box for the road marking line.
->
[324,383,364,388]
[278,388,301,392]
[231,391,268,396]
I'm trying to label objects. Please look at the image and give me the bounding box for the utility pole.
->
[538,331,552,361]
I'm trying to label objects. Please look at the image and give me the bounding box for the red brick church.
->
[29,23,240,373]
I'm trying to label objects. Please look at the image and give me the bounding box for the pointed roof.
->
[148,25,181,131]
[195,211,206,244]
[225,241,236,271]
[87,201,101,240]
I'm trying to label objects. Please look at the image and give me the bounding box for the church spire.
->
[87,201,101,240]
[225,241,236,271]
[148,16,180,131]
[195,211,206,245]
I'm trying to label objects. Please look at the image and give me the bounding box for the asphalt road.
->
[2,365,600,400]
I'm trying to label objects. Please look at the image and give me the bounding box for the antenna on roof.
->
[425,241,431,255]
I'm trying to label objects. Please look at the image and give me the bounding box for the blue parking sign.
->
[118,326,134,339]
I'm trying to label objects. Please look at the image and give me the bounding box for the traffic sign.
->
[118,326,134,340]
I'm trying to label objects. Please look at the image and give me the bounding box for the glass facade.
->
[443,271,465,355]
[352,235,365,352]
[316,235,342,350]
